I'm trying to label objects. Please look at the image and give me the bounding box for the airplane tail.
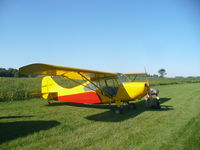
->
[41,76,64,100]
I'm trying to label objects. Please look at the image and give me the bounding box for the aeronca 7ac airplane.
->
[19,63,150,114]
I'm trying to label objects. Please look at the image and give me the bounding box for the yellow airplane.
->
[19,63,149,114]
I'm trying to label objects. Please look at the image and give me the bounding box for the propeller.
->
[144,67,150,90]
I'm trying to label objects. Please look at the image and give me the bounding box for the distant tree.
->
[158,69,167,77]
[0,68,24,77]
[175,76,184,78]
[7,68,19,77]
[0,68,8,77]
[153,74,159,78]
[187,76,194,78]
[147,74,152,77]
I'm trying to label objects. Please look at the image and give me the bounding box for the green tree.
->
[158,69,167,77]
[0,68,7,77]
[0,68,21,77]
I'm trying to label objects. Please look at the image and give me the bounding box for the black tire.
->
[156,100,160,108]
[114,107,123,114]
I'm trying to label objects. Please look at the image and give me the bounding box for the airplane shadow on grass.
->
[0,116,60,144]
[86,98,173,122]
[47,98,172,122]
[0,116,34,119]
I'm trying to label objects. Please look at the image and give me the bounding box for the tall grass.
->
[1,76,200,101]
[0,77,83,101]
[0,77,41,101]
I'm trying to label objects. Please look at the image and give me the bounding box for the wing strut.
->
[56,71,95,91]
[78,72,112,98]
[78,72,103,92]
[132,75,138,81]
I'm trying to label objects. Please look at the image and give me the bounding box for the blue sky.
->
[0,0,200,77]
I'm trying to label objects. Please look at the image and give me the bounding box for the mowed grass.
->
[0,83,200,150]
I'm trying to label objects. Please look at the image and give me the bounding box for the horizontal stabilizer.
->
[29,92,58,100]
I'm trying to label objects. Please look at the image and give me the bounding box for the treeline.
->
[0,68,28,77]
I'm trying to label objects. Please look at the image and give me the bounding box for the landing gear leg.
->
[114,107,123,114]
[114,101,123,114]
[156,98,160,108]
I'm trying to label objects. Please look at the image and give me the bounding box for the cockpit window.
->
[117,74,131,84]
[84,82,98,91]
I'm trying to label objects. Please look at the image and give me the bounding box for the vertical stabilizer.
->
[41,76,63,100]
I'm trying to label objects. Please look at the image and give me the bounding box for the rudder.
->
[41,76,63,100]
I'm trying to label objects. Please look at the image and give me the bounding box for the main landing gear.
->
[113,101,123,114]
[113,101,136,114]
[114,107,123,114]
[156,99,161,108]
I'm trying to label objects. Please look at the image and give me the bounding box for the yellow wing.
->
[19,63,118,81]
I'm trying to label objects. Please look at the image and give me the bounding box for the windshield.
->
[117,74,131,84]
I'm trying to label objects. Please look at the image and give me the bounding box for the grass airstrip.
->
[0,78,200,150]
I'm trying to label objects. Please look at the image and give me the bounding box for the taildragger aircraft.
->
[19,63,150,114]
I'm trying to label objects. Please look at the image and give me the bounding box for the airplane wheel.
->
[156,100,160,108]
[128,103,136,109]
[114,107,123,114]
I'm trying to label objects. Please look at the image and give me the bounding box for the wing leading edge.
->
[19,63,118,81]
[19,63,147,81]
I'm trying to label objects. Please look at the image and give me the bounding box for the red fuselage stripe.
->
[57,92,102,104]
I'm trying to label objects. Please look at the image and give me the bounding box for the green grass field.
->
[0,83,200,150]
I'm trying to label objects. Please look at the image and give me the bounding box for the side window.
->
[99,79,119,97]
[117,74,130,84]
[84,82,98,91]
